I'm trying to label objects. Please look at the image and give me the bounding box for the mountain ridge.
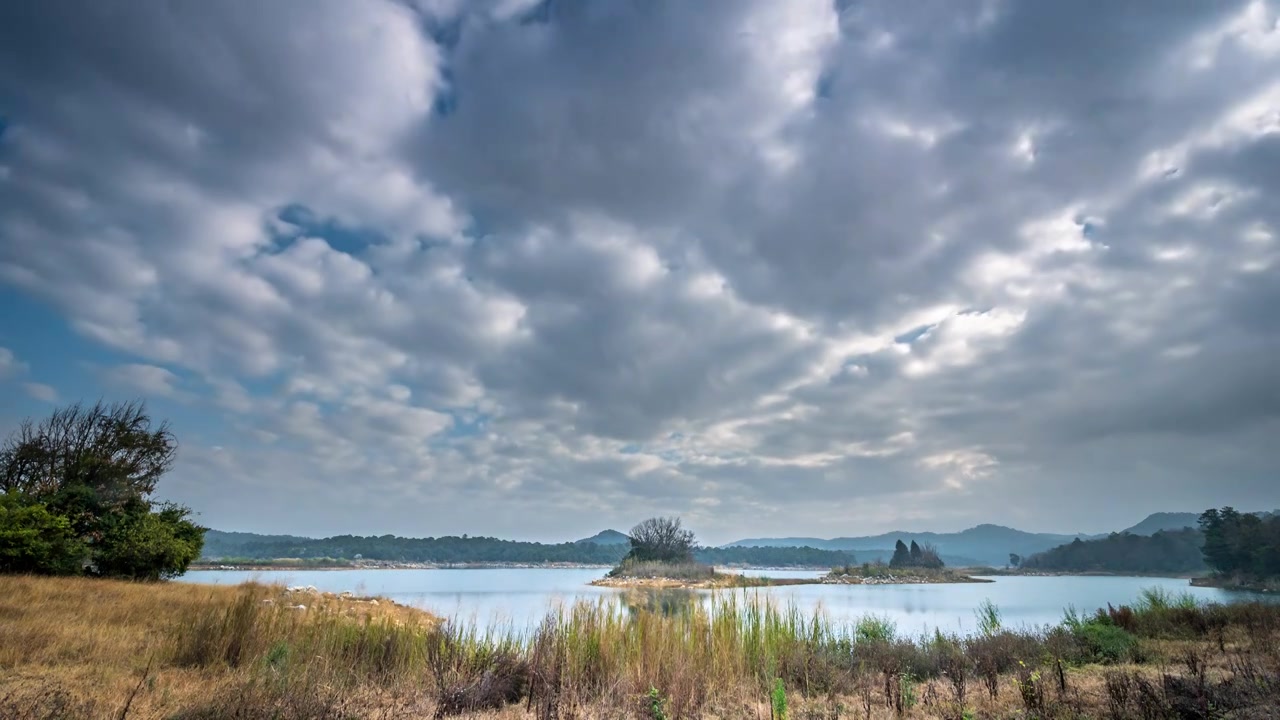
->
[724,523,1089,567]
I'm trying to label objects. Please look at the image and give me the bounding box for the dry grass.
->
[2,574,1279,719]
[0,574,439,719]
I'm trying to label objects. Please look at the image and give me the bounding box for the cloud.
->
[99,364,182,399]
[0,347,26,379]
[22,382,57,403]
[1,0,1278,541]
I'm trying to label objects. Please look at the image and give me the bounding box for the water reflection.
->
[620,589,699,618]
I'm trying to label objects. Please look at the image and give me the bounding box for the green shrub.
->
[1075,619,1138,664]
[975,599,1002,636]
[770,678,787,720]
[853,615,896,643]
[0,494,87,575]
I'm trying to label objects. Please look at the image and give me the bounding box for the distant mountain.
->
[575,529,630,546]
[1119,510,1279,537]
[1121,512,1201,536]
[725,524,1089,567]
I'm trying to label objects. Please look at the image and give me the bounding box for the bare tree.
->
[1,400,176,523]
[627,517,696,563]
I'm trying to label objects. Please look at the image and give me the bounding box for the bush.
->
[1076,619,1139,664]
[92,504,204,580]
[853,615,896,643]
[0,495,87,575]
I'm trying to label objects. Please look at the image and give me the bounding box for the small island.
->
[823,540,992,584]
[592,519,989,588]
[591,517,821,589]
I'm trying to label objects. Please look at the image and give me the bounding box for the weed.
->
[770,678,788,720]
[975,599,1002,636]
[646,686,668,720]
[853,615,896,643]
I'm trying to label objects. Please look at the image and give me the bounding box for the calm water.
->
[178,568,1268,636]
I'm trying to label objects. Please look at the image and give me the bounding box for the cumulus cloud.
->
[1,0,1278,541]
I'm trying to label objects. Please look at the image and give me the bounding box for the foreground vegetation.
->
[1,401,205,580]
[4,575,1280,719]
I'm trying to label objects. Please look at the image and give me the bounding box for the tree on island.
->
[0,400,205,580]
[607,516,712,580]
[625,516,696,564]
[890,539,911,566]
[1009,553,1022,568]
[889,539,945,569]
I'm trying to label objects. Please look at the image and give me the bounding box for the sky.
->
[1,1,1279,545]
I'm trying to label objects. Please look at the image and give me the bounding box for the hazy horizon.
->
[173,507,1239,548]
[2,1,1278,545]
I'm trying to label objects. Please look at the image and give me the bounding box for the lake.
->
[178,568,1269,636]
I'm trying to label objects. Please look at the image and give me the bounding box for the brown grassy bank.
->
[2,576,1280,719]
[0,575,439,719]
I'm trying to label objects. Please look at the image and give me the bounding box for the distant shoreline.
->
[189,561,834,572]
[1190,576,1278,593]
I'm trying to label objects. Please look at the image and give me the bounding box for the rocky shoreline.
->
[822,570,992,585]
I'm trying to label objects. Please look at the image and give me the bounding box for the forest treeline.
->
[1019,528,1206,574]
[204,530,855,568]
[1200,507,1280,578]
[1021,508,1280,578]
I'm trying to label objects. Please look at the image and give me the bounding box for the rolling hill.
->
[575,529,630,545]
[1120,512,1201,536]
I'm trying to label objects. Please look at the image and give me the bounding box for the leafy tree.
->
[92,504,205,580]
[890,539,911,567]
[626,517,696,564]
[0,400,204,580]
[909,540,923,564]
[1009,553,1022,568]
[0,494,87,575]
[1199,507,1280,580]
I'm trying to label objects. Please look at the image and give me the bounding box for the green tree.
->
[0,400,205,580]
[909,540,923,564]
[92,504,204,580]
[0,494,88,575]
